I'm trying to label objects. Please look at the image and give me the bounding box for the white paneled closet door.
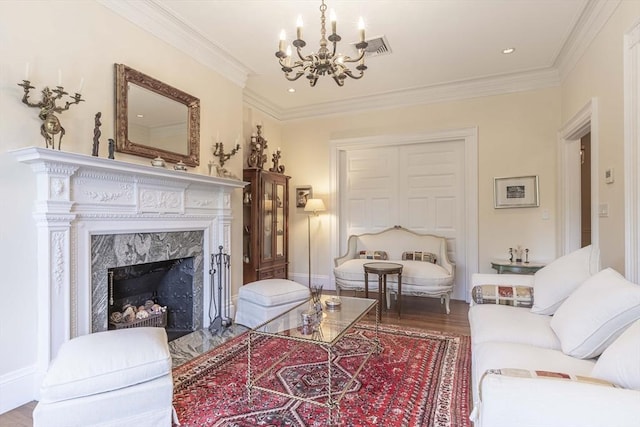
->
[340,140,467,300]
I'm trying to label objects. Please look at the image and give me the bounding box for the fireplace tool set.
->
[209,245,233,334]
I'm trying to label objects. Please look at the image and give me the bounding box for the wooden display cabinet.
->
[242,168,290,284]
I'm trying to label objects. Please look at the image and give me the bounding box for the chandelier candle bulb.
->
[24,62,30,80]
[330,9,336,34]
[296,15,303,40]
[358,17,365,42]
[57,69,62,87]
[77,77,84,95]
[286,46,292,67]
[279,30,286,53]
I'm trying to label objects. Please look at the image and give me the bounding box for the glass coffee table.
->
[246,294,380,425]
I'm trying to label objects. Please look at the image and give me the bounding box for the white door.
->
[340,140,467,300]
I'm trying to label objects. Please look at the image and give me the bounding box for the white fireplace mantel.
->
[11,146,245,384]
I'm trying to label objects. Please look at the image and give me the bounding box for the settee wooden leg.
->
[441,293,451,314]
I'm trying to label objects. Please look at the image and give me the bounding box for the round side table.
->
[363,262,403,319]
[490,259,545,275]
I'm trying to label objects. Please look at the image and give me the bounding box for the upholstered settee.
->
[333,226,455,313]
[469,245,640,427]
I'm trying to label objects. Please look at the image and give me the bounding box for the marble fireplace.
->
[12,147,245,380]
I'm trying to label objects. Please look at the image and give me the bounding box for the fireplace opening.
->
[108,257,195,341]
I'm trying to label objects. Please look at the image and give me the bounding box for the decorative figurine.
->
[247,125,268,169]
[91,112,101,157]
[17,79,84,150]
[269,148,285,174]
[525,248,530,263]
[108,138,115,159]
[508,247,513,262]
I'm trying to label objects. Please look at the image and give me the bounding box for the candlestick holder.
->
[212,141,241,168]
[17,80,85,150]
[269,149,285,173]
[247,124,268,169]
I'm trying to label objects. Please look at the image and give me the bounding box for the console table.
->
[491,260,545,275]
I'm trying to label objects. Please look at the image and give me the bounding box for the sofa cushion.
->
[358,250,388,260]
[39,327,171,403]
[334,259,451,287]
[591,319,640,390]
[550,268,640,359]
[471,285,533,308]
[402,251,437,263]
[472,341,596,404]
[469,304,561,349]
[531,245,598,315]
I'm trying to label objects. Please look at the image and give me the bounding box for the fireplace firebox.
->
[108,257,195,341]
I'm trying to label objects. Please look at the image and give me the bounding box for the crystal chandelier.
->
[275,0,368,87]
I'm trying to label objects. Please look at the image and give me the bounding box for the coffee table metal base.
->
[246,296,380,425]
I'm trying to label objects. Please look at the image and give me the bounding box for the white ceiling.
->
[100,0,615,121]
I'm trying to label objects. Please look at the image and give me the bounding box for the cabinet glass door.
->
[263,183,273,260]
[276,183,284,257]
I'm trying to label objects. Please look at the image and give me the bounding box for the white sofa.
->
[333,226,454,313]
[469,245,640,427]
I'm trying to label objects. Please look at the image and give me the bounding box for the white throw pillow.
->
[591,319,640,390]
[531,245,598,315]
[550,268,640,359]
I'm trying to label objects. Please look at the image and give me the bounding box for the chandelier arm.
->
[284,71,306,81]
[342,70,365,80]
[295,46,311,62]
[340,50,366,64]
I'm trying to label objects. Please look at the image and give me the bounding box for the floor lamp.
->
[304,198,326,287]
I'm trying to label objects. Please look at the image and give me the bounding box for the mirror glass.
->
[115,64,200,166]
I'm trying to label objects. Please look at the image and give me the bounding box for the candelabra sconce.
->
[525,249,530,264]
[213,141,241,168]
[17,80,84,150]
[247,125,268,169]
[269,148,285,174]
[209,140,240,178]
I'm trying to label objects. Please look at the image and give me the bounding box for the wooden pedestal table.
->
[363,262,404,319]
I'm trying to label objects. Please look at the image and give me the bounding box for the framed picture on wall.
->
[494,175,539,208]
[296,186,312,208]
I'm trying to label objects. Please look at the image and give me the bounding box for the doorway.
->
[581,133,591,247]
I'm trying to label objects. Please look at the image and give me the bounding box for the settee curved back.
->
[334,226,454,275]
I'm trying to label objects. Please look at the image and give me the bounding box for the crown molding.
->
[556,0,621,81]
[97,0,251,88]
[245,68,561,122]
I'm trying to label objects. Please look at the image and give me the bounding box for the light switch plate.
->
[605,168,614,184]
[599,203,609,217]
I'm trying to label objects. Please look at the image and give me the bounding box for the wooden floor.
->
[0,294,470,426]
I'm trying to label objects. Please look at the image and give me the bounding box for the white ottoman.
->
[235,279,310,328]
[33,327,174,427]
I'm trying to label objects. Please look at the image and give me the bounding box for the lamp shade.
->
[304,198,326,214]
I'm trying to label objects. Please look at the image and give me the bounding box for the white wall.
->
[275,88,562,289]
[561,0,640,272]
[0,1,244,412]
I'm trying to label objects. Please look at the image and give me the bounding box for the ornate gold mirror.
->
[114,64,200,166]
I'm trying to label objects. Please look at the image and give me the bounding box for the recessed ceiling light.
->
[502,47,516,54]
[287,88,296,93]
[136,114,144,118]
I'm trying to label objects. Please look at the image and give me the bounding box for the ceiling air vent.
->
[350,35,392,57]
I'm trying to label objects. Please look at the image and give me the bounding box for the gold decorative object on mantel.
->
[269,148,285,174]
[209,139,241,178]
[247,124,268,169]
[17,76,85,150]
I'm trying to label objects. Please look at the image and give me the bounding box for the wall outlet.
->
[598,203,609,217]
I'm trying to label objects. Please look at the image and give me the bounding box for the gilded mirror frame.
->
[114,64,200,166]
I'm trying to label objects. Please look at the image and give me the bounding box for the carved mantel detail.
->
[11,146,246,378]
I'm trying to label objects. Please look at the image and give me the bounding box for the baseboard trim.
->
[0,365,36,414]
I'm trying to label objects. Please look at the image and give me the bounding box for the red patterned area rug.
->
[173,323,471,427]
